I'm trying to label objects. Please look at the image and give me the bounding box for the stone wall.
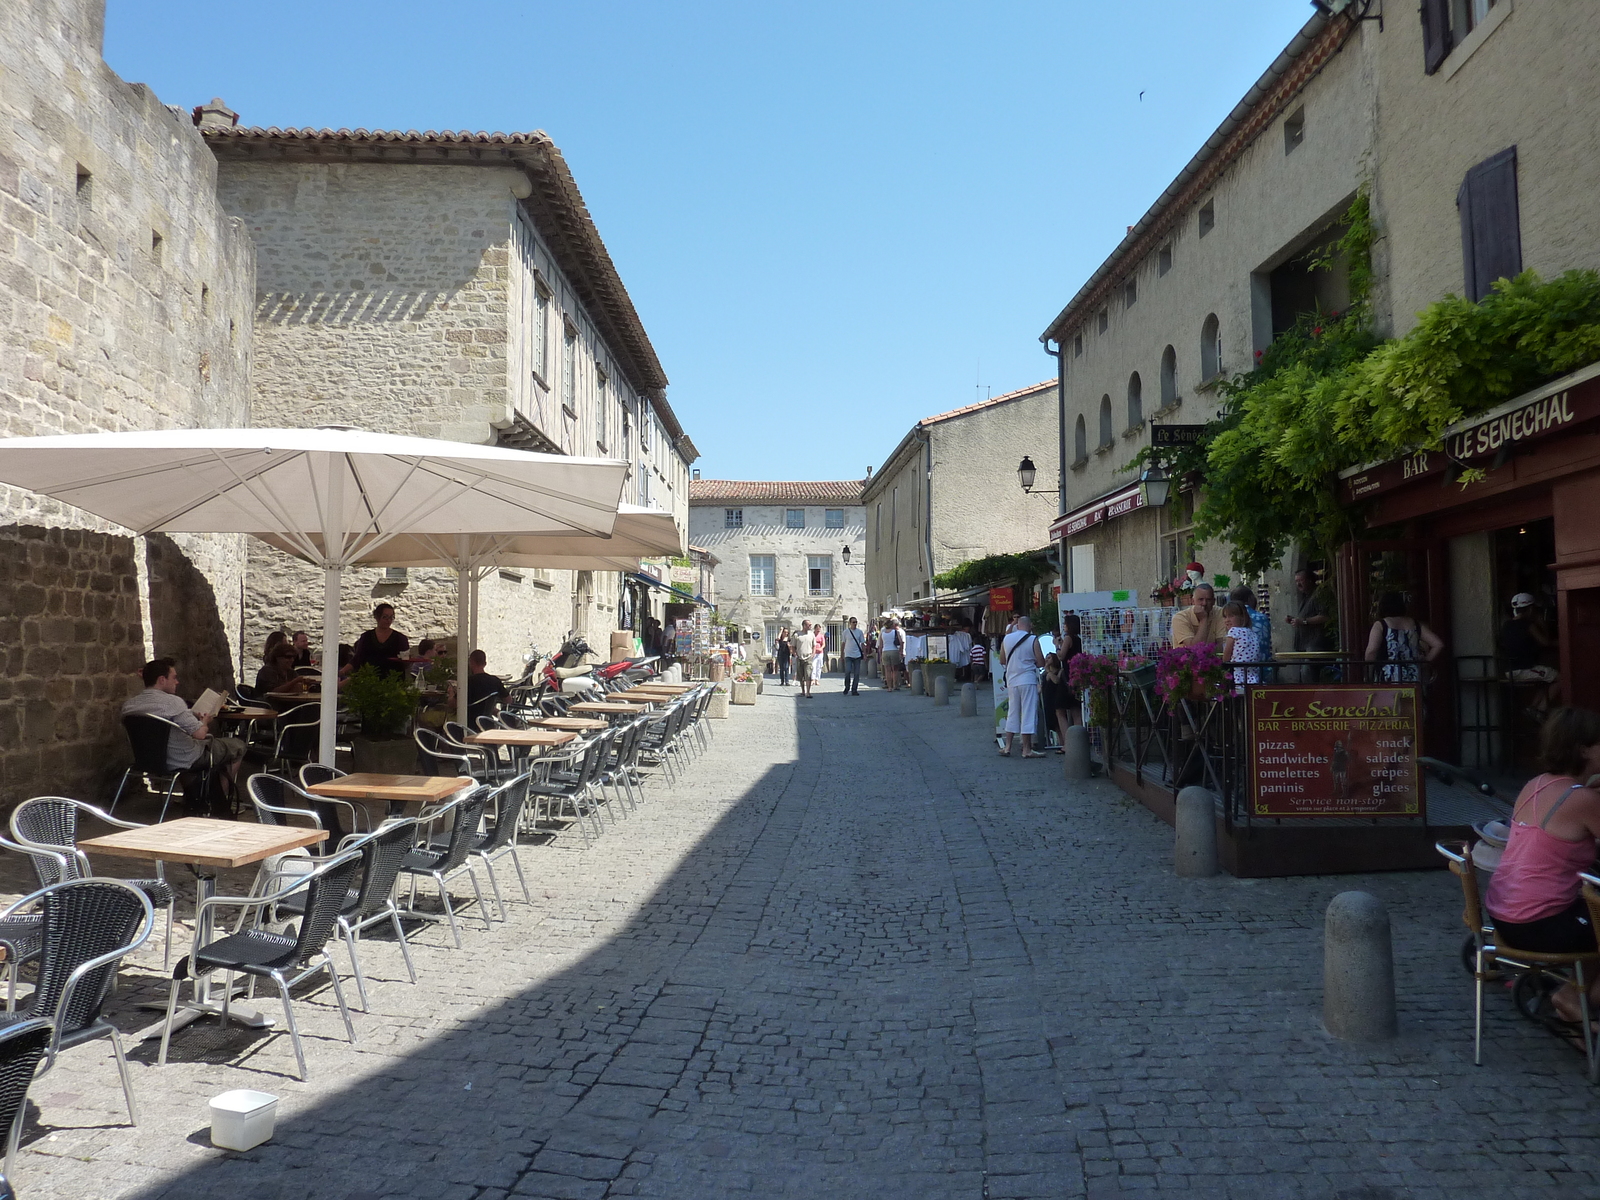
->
[0,0,255,803]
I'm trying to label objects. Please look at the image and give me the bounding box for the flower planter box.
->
[1122,663,1157,692]
[707,692,729,719]
[730,681,758,705]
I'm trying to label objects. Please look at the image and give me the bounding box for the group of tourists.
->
[769,615,988,698]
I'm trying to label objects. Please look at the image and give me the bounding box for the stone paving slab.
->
[8,674,1600,1198]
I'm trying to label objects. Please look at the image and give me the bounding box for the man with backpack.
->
[879,617,906,691]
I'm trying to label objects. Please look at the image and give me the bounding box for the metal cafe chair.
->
[0,880,154,1126]
[396,788,493,948]
[111,713,200,822]
[159,850,362,1081]
[9,797,177,971]
[0,1017,52,1195]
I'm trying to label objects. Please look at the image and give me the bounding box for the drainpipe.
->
[920,428,935,602]
[1044,338,1066,591]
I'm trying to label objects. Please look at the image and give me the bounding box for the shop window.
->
[1159,491,1196,584]
[749,555,775,595]
[1126,372,1143,430]
[807,555,833,596]
[1458,147,1521,302]
[1098,396,1113,449]
[1073,415,1088,466]
[1159,345,1178,407]
[825,508,844,529]
[725,508,742,528]
[786,508,805,529]
[1200,314,1222,381]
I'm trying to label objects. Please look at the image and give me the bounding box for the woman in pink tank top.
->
[1484,708,1600,1025]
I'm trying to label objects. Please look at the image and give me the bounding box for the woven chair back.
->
[31,880,148,1032]
[0,1018,51,1136]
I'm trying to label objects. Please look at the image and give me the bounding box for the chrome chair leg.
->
[107,1029,138,1125]
[339,921,370,1011]
[157,979,183,1067]
[388,906,418,985]
[275,972,309,1081]
[322,956,358,1045]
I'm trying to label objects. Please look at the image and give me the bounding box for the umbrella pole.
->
[320,565,341,766]
[456,544,470,730]
[469,568,481,667]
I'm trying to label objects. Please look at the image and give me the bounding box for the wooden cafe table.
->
[463,728,576,750]
[307,772,474,810]
[532,716,608,733]
[77,818,326,1036]
[569,701,649,719]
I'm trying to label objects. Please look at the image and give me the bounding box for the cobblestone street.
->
[15,679,1600,1200]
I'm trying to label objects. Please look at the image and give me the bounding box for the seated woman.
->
[256,643,313,695]
[1484,707,1600,1026]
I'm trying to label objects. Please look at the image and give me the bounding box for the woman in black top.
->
[343,603,411,678]
[774,628,792,687]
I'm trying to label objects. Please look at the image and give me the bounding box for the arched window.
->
[1126,372,1143,430]
[1160,345,1178,407]
[1201,314,1222,380]
[1074,414,1087,464]
[1098,395,1113,448]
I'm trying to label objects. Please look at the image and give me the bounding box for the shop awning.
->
[628,571,709,606]
[906,582,996,609]
[1048,482,1145,541]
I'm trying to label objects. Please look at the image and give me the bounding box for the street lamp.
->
[1139,464,1171,507]
[1018,456,1038,493]
[841,545,852,565]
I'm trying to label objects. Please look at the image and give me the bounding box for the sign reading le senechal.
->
[1248,685,1421,818]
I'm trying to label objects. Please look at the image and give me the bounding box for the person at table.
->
[452,649,509,719]
[121,657,247,795]
[1285,568,1332,651]
[291,630,315,669]
[1484,708,1600,1027]
[1170,584,1226,647]
[256,643,313,695]
[262,629,288,663]
[342,603,410,678]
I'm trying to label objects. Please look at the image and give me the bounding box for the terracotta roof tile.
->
[689,480,866,504]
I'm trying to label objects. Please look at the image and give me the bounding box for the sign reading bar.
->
[1151,424,1207,448]
[1341,374,1600,503]
[989,586,1014,612]
[1248,685,1421,818]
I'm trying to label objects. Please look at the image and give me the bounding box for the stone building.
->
[863,381,1059,615]
[688,480,867,660]
[1040,11,1373,607]
[202,118,696,675]
[0,0,256,800]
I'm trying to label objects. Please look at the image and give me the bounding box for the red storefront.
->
[1337,361,1600,767]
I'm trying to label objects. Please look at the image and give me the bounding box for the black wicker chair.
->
[110,714,201,821]
[0,880,153,1126]
[469,775,533,920]
[397,788,492,947]
[274,818,420,1010]
[414,727,478,778]
[9,798,177,971]
[159,849,362,1081]
[0,1017,52,1194]
[246,773,360,852]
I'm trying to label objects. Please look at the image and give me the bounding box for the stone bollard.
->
[1174,787,1219,877]
[933,674,950,706]
[1323,891,1398,1042]
[867,658,879,679]
[959,682,977,717]
[910,668,924,696]
[1062,725,1091,780]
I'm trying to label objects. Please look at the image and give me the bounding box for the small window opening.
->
[1097,308,1109,334]
[75,165,92,205]
[1198,200,1215,237]
[1072,333,1083,358]
[1124,279,1138,309]
[1158,244,1173,276]
[151,230,164,261]
[200,284,211,316]
[1284,107,1305,155]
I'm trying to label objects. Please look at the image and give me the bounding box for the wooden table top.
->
[216,706,277,721]
[624,684,693,693]
[307,773,475,802]
[570,702,648,716]
[533,717,609,732]
[79,818,326,869]
[465,728,577,748]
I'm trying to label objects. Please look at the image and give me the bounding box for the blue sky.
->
[106,1,1312,482]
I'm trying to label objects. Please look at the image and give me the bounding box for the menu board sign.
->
[1248,685,1421,818]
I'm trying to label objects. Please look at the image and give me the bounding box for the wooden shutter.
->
[1457,147,1522,301]
[1421,0,1450,74]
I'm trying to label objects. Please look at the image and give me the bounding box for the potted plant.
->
[730,669,759,705]
[1119,653,1156,692]
[1153,644,1229,704]
[1067,652,1119,727]
[1150,581,1177,607]
[342,665,422,774]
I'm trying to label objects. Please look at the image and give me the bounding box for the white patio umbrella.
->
[259,504,683,725]
[0,427,629,764]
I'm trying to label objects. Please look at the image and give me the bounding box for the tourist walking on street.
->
[968,634,988,683]
[1058,612,1084,726]
[999,615,1046,758]
[1041,652,1072,754]
[793,620,817,698]
[842,616,867,695]
[812,623,827,685]
[949,619,974,683]
[879,618,905,691]
[775,627,792,686]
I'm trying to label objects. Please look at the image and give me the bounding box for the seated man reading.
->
[121,657,247,802]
